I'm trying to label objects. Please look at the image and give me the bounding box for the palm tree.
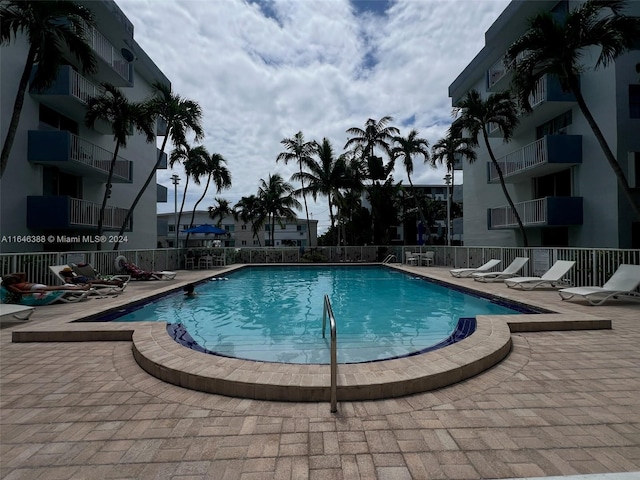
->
[452,89,529,246]
[208,197,234,227]
[169,143,210,238]
[276,132,314,245]
[506,0,640,219]
[185,152,232,245]
[234,195,265,247]
[257,174,301,247]
[113,81,204,249]
[392,129,430,237]
[0,0,97,178]
[291,138,349,245]
[85,83,155,250]
[431,130,477,244]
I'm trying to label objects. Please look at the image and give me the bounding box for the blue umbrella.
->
[183,224,226,234]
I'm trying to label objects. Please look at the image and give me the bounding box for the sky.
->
[117,0,511,234]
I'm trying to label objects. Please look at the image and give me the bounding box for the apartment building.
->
[449,0,640,248]
[0,0,170,253]
[157,211,318,249]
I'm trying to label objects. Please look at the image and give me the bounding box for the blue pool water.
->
[111,266,526,364]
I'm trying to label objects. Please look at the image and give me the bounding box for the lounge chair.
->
[0,282,90,306]
[0,304,35,321]
[50,265,128,295]
[114,255,177,280]
[404,251,418,265]
[472,257,530,282]
[558,264,640,306]
[504,260,575,290]
[450,259,501,278]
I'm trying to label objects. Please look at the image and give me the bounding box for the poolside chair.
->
[504,260,576,290]
[420,251,435,266]
[472,257,530,283]
[0,304,35,321]
[405,251,418,265]
[0,281,91,306]
[114,255,177,281]
[558,264,640,306]
[50,265,128,295]
[450,259,501,278]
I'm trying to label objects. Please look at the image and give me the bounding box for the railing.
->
[489,137,548,182]
[322,294,337,413]
[529,76,546,108]
[382,254,397,263]
[70,133,132,181]
[81,21,129,82]
[70,69,103,104]
[69,198,130,229]
[487,51,528,89]
[490,198,547,228]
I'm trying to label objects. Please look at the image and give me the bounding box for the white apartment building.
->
[157,211,318,249]
[0,0,170,253]
[449,0,640,248]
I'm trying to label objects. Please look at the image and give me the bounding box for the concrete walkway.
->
[1,266,639,479]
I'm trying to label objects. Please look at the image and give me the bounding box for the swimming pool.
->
[110,266,530,364]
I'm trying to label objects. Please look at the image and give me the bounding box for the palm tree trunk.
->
[407,175,428,244]
[568,75,640,220]
[177,174,190,236]
[482,129,529,247]
[113,136,169,250]
[299,164,312,248]
[185,174,211,246]
[0,47,36,178]
[327,196,335,245]
[97,143,121,251]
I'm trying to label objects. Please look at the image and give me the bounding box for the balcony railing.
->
[81,21,129,82]
[28,130,132,183]
[70,68,103,104]
[487,51,528,90]
[489,196,583,229]
[488,135,582,183]
[70,198,129,229]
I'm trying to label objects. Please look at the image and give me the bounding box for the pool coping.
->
[10,264,612,402]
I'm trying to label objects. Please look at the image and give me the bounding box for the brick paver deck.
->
[1,265,639,479]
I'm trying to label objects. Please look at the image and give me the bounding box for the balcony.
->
[29,65,110,131]
[27,196,131,231]
[488,135,582,183]
[488,196,583,229]
[81,21,131,85]
[486,51,528,91]
[488,75,578,137]
[28,130,132,183]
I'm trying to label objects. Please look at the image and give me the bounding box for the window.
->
[630,85,640,119]
[536,110,572,139]
[534,169,572,198]
[224,224,234,232]
[241,240,246,245]
[296,225,302,231]
[168,225,175,232]
[253,240,259,245]
[39,104,78,134]
[241,224,247,230]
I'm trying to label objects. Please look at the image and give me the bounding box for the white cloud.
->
[117,0,510,234]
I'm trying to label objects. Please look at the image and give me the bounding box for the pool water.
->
[113,266,522,364]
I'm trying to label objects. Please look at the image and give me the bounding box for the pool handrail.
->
[382,254,397,264]
[322,294,337,413]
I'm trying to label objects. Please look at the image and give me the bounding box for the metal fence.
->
[1,245,638,289]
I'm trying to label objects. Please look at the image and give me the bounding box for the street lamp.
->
[444,173,452,246]
[170,174,180,248]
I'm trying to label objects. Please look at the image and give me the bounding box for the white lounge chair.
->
[450,259,501,278]
[504,260,575,290]
[50,265,128,296]
[559,264,640,306]
[472,257,530,282]
[0,304,35,321]
[404,251,418,265]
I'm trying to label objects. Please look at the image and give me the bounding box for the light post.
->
[171,174,180,248]
[444,173,452,246]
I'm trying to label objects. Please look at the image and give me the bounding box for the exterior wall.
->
[0,1,169,253]
[449,0,640,248]
[157,211,318,248]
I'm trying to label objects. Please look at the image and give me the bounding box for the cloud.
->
[117,0,510,234]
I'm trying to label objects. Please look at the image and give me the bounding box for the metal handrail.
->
[322,294,337,413]
[382,254,396,264]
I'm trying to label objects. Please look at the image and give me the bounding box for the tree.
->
[392,129,431,237]
[208,197,234,227]
[506,0,640,219]
[431,130,477,244]
[291,138,349,245]
[113,81,204,249]
[452,89,529,246]
[85,83,154,250]
[257,174,301,247]
[0,0,97,178]
[169,143,210,238]
[276,132,314,246]
[234,195,265,247]
[185,152,232,245]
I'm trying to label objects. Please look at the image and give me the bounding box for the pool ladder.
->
[382,254,397,264]
[322,295,338,413]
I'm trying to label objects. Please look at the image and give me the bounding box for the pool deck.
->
[1,264,639,479]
